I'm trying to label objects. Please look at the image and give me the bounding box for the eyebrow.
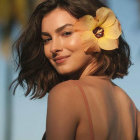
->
[41,24,73,36]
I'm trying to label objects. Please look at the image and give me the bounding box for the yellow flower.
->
[74,7,122,53]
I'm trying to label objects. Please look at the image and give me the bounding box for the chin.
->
[57,69,73,76]
[52,62,84,77]
[56,67,83,79]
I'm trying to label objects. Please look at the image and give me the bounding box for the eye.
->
[42,38,52,45]
[62,31,72,36]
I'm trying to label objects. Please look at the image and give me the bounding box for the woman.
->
[12,0,140,139]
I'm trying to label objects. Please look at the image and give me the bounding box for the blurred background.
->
[0,0,140,140]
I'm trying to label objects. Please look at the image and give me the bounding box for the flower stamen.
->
[93,27,104,38]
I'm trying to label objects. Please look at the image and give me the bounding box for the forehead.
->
[41,8,77,32]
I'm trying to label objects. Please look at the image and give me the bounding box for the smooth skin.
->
[41,8,140,140]
[41,8,94,78]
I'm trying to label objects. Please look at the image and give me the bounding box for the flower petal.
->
[81,31,95,41]
[80,31,100,53]
[104,19,122,39]
[96,7,116,27]
[74,15,97,31]
[98,37,119,50]
[83,39,101,53]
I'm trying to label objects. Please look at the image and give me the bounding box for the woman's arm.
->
[45,81,80,140]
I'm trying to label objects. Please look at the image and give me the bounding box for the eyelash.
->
[42,31,72,45]
[62,31,72,36]
[42,38,52,44]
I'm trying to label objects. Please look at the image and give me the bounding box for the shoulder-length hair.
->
[11,0,131,99]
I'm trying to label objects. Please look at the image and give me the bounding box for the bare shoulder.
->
[46,80,81,139]
[79,76,136,108]
[114,85,136,106]
[49,80,75,96]
[137,110,140,139]
[49,80,71,90]
[48,80,82,109]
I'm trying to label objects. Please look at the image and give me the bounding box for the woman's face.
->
[41,8,92,76]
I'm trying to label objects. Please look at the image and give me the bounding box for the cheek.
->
[65,33,83,51]
[44,45,57,67]
[44,45,51,59]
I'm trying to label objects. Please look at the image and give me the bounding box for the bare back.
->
[71,76,137,140]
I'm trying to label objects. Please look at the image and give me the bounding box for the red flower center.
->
[93,27,104,38]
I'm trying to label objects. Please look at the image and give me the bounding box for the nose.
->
[50,37,63,54]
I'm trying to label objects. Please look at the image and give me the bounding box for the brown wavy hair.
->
[11,0,131,99]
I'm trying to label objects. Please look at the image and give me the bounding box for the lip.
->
[53,55,70,64]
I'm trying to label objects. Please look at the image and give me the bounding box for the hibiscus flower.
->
[74,7,122,53]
